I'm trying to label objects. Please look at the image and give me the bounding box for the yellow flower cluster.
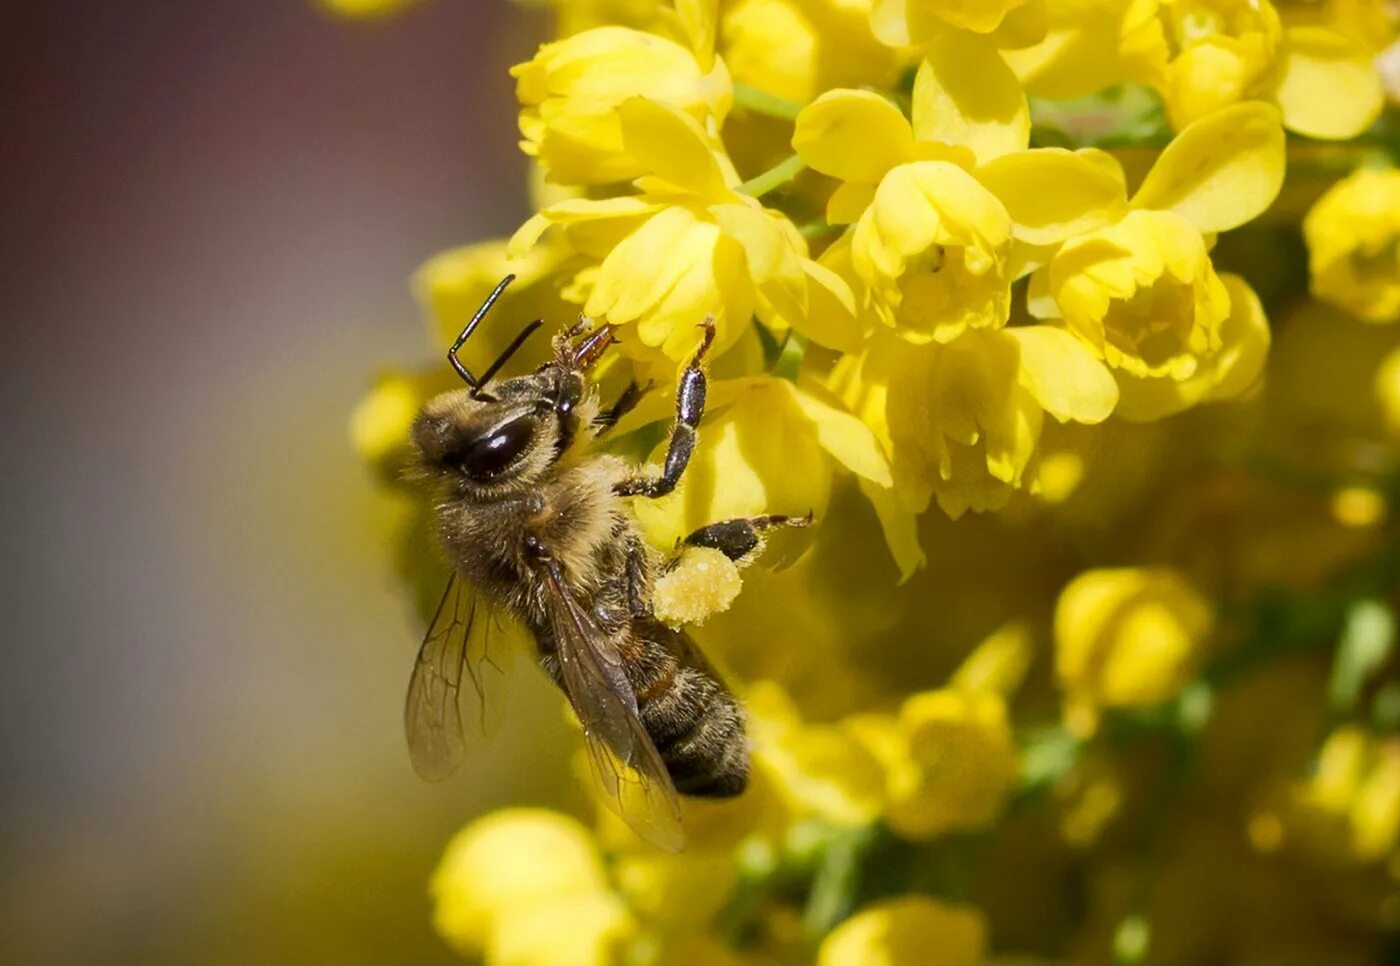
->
[347,0,1400,963]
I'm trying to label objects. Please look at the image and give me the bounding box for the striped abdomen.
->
[626,618,748,798]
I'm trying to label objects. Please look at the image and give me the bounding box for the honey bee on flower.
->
[340,0,1400,962]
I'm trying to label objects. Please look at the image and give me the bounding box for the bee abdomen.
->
[638,665,749,799]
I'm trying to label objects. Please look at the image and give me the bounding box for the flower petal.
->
[975,148,1127,245]
[793,89,915,184]
[784,380,894,487]
[911,35,1029,164]
[1130,101,1285,234]
[1275,26,1384,140]
[617,96,732,201]
[859,478,926,584]
[827,182,878,225]
[1006,325,1119,423]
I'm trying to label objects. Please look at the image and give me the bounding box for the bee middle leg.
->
[681,513,812,564]
[614,321,714,499]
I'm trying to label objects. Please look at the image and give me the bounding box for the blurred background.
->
[1,2,573,961]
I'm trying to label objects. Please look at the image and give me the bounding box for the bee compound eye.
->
[459,413,536,481]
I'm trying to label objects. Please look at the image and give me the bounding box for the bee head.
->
[412,363,591,496]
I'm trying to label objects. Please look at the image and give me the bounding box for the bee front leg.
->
[681,513,813,564]
[614,321,714,499]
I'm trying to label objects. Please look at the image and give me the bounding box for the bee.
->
[404,275,805,850]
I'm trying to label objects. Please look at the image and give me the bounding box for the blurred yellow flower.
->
[1377,345,1400,436]
[431,809,629,959]
[818,895,987,966]
[316,0,420,19]
[512,97,856,365]
[1289,726,1400,863]
[512,11,731,184]
[1304,168,1400,324]
[1055,567,1214,730]
[886,687,1019,839]
[748,682,890,827]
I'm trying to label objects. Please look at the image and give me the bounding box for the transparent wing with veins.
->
[542,563,686,852]
[404,573,518,781]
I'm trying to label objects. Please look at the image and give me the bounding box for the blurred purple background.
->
[2,2,574,960]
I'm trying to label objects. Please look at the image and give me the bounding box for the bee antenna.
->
[448,274,516,394]
[471,319,545,398]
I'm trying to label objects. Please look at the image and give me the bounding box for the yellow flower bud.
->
[818,895,987,966]
[430,809,615,956]
[1054,567,1214,724]
[1291,727,1400,863]
[1304,168,1400,324]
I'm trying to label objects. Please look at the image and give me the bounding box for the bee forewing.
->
[405,574,521,781]
[543,567,686,852]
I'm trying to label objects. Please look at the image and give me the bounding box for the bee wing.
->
[404,573,519,781]
[542,565,685,852]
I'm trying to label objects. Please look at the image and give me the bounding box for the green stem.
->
[737,154,808,198]
[733,83,805,123]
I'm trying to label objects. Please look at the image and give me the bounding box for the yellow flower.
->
[1289,727,1400,863]
[1054,567,1214,731]
[1004,0,1139,99]
[350,239,583,475]
[316,0,420,19]
[512,97,858,365]
[836,325,1117,518]
[1304,168,1400,324]
[1377,345,1400,437]
[1023,102,1282,419]
[1046,210,1230,393]
[869,0,1046,46]
[721,0,899,105]
[817,895,987,966]
[747,682,891,826]
[489,893,635,966]
[884,688,1019,839]
[430,809,629,959]
[512,9,731,185]
[1120,0,1384,137]
[414,238,577,356]
[793,35,1128,342]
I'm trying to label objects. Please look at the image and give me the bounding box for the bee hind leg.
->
[614,321,714,499]
[680,512,812,564]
